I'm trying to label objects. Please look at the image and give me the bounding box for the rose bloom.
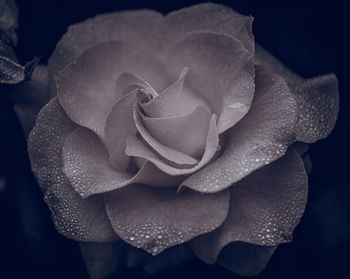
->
[14,3,338,277]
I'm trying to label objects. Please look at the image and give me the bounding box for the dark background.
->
[0,1,349,278]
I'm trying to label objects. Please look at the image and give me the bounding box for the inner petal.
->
[133,107,199,166]
[166,32,255,134]
[141,67,211,118]
[125,114,219,177]
[139,105,211,159]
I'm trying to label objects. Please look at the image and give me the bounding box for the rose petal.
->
[63,126,184,198]
[292,74,339,143]
[166,32,255,133]
[48,9,167,85]
[125,114,219,176]
[181,65,297,193]
[255,44,339,143]
[134,108,200,166]
[104,184,229,255]
[12,65,50,138]
[217,243,277,276]
[56,41,167,138]
[104,88,148,171]
[141,67,210,118]
[28,98,117,242]
[191,148,307,267]
[166,3,254,52]
[116,71,158,98]
[138,105,212,160]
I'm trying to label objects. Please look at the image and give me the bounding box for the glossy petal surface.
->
[63,127,183,198]
[292,74,339,143]
[166,3,254,52]
[191,148,307,264]
[166,32,254,133]
[181,65,297,193]
[28,98,117,242]
[126,115,219,176]
[104,184,229,255]
[56,41,166,138]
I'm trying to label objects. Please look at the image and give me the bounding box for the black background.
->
[0,1,349,278]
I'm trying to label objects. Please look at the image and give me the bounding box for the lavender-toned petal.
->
[292,74,339,143]
[28,98,117,242]
[166,3,254,52]
[191,148,307,271]
[63,126,184,198]
[48,9,167,84]
[104,184,229,255]
[56,41,167,138]
[181,65,297,193]
[166,32,254,134]
[125,114,219,176]
[136,106,210,162]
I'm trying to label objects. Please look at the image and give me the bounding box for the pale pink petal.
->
[181,65,297,193]
[217,243,277,276]
[104,184,229,255]
[141,67,210,118]
[140,106,209,159]
[12,65,50,137]
[56,41,167,138]
[48,9,167,87]
[191,148,307,272]
[63,127,184,198]
[292,74,339,143]
[140,106,210,163]
[116,71,158,98]
[166,32,254,133]
[166,3,254,52]
[104,89,148,171]
[125,114,219,176]
[27,98,117,242]
[255,45,339,144]
[134,108,200,166]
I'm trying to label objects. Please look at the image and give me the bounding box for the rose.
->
[14,3,339,277]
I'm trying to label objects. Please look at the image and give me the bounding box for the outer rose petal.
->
[104,184,229,255]
[166,3,254,52]
[48,9,167,87]
[56,41,167,138]
[28,98,117,242]
[12,65,50,137]
[292,74,339,143]
[181,65,297,193]
[166,32,254,133]
[255,44,339,143]
[63,127,184,198]
[191,148,307,268]
[217,243,277,276]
